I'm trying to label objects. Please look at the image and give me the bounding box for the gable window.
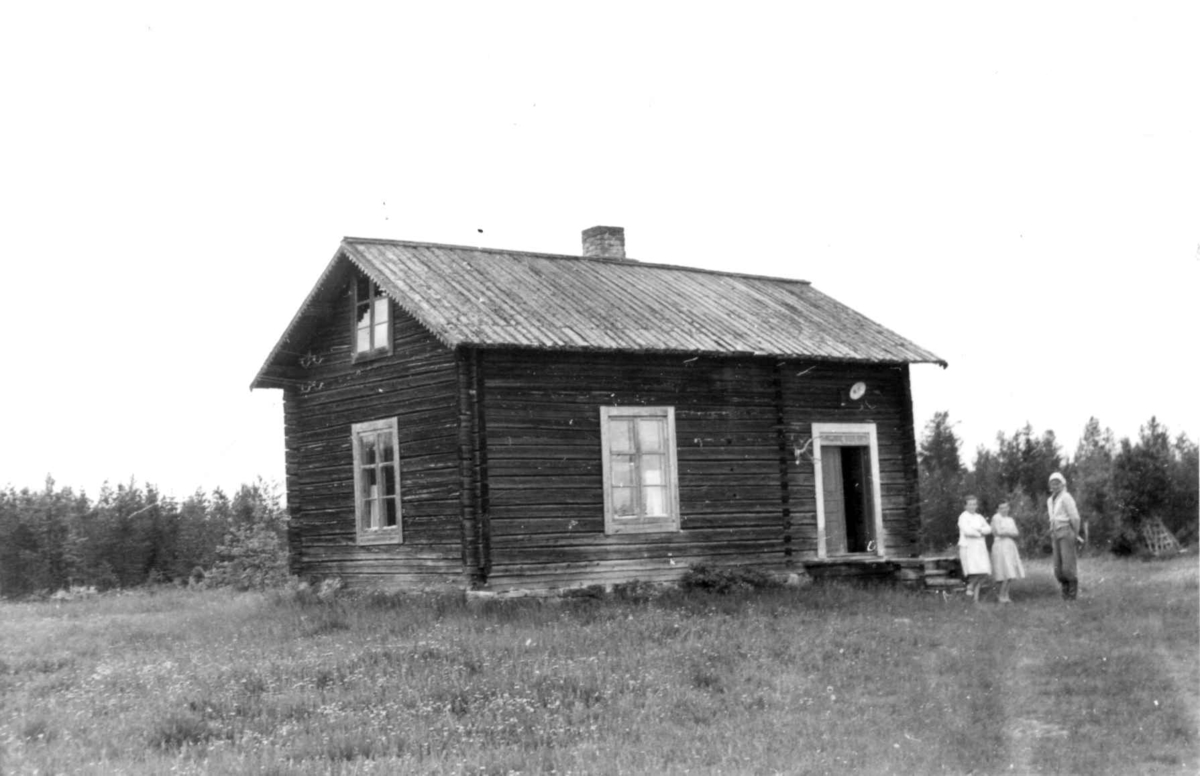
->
[600,406,680,534]
[353,275,391,359]
[811,423,884,559]
[352,418,403,545]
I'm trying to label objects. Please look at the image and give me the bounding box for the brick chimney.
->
[581,226,625,259]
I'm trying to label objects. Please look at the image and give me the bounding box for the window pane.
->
[357,276,371,301]
[640,454,664,486]
[383,461,397,497]
[612,486,635,517]
[384,497,398,528]
[374,297,389,323]
[611,455,636,487]
[374,321,388,349]
[368,495,381,530]
[609,419,633,453]
[637,419,664,452]
[642,485,666,516]
[380,433,394,463]
[356,325,371,353]
[361,434,377,466]
[365,468,380,529]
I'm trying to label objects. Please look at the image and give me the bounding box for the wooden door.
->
[821,445,847,555]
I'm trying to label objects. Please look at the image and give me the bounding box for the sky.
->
[1,2,1196,500]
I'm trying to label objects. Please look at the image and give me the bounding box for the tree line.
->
[0,478,289,598]
[918,413,1198,556]
[2,414,1195,598]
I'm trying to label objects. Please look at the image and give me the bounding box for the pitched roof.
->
[251,236,945,389]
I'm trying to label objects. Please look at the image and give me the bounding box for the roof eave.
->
[249,244,352,391]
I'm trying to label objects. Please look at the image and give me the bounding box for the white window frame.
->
[352,417,403,545]
[811,422,884,559]
[352,275,393,361]
[600,406,681,535]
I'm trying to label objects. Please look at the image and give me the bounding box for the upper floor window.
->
[600,406,680,534]
[352,417,403,545]
[354,276,391,359]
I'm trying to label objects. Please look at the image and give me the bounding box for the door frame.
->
[811,422,885,560]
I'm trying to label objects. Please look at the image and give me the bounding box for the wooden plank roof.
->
[251,236,945,389]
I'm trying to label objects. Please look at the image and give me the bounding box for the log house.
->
[251,227,946,593]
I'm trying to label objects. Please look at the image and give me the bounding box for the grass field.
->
[1,554,1196,775]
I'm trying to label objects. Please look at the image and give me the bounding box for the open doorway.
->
[811,423,884,559]
[820,445,875,555]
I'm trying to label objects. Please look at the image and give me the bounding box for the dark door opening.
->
[821,444,876,555]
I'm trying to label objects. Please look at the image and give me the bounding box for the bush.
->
[206,522,289,591]
[612,579,664,602]
[679,564,781,594]
[148,711,214,751]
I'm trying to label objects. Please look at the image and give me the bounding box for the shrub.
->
[679,564,781,594]
[612,579,663,602]
[147,711,214,751]
[206,522,289,591]
[49,585,98,603]
[20,717,54,744]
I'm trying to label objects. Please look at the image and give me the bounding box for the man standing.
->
[1047,472,1083,600]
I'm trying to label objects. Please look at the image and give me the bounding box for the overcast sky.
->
[1,2,1196,499]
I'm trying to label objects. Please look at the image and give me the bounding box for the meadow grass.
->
[0,554,1195,775]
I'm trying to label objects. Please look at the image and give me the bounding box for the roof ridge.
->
[340,235,811,286]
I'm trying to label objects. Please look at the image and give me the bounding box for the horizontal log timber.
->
[291,399,459,434]
[485,445,601,461]
[295,360,458,396]
[300,552,463,570]
[488,394,779,412]
[486,377,779,400]
[485,510,784,536]
[493,541,786,566]
[484,552,793,582]
[292,472,455,493]
[302,568,461,582]
[486,488,603,507]
[481,476,789,495]
[299,524,462,543]
[292,481,458,504]
[678,514,788,530]
[483,565,797,593]
[291,416,460,446]
[488,549,790,574]
[487,518,606,535]
[301,540,461,558]
[489,525,784,549]
[291,366,458,403]
[330,575,463,593]
[486,461,603,478]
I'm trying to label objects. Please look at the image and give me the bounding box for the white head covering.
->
[1049,472,1066,484]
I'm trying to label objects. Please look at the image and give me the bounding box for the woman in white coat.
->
[989,500,1025,603]
[957,495,992,602]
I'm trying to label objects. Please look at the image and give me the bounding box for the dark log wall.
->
[478,351,920,592]
[281,281,466,590]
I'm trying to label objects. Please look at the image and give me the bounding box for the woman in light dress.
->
[989,500,1025,603]
[957,495,992,603]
